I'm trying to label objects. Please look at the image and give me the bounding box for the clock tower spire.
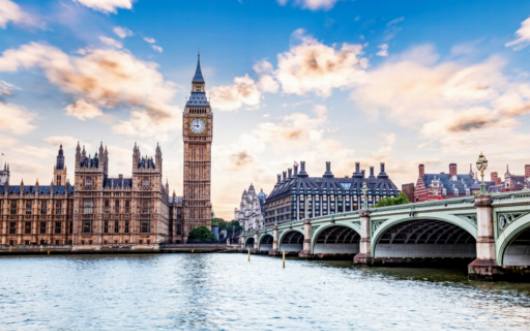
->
[182,54,213,241]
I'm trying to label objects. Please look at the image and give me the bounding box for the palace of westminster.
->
[0,57,213,248]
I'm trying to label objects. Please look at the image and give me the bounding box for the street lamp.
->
[362,181,369,210]
[476,152,488,194]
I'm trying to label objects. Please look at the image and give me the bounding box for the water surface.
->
[0,254,529,331]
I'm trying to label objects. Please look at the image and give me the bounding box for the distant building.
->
[401,183,415,203]
[414,162,530,202]
[415,163,481,202]
[488,165,530,193]
[234,184,266,232]
[264,161,399,225]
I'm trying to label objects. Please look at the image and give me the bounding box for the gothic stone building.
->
[182,55,213,239]
[0,143,171,248]
[234,184,267,232]
[0,57,213,248]
[0,149,74,246]
[264,161,399,225]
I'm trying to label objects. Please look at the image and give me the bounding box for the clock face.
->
[190,118,206,134]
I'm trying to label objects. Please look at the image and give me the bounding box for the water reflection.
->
[0,254,528,331]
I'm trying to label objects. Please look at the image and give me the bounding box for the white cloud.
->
[152,45,163,53]
[0,102,35,134]
[0,0,39,28]
[113,26,133,39]
[65,99,103,120]
[351,44,530,159]
[0,80,14,96]
[0,42,178,127]
[44,135,79,149]
[143,37,156,44]
[506,17,530,50]
[277,0,337,11]
[112,109,180,140]
[210,75,261,111]
[99,35,123,49]
[75,0,133,14]
[377,43,389,57]
[274,30,367,96]
[210,30,367,111]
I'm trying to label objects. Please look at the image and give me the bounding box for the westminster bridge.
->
[240,191,530,279]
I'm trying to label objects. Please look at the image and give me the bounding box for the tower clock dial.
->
[190,118,206,134]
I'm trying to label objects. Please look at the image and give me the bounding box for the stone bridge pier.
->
[353,210,372,264]
[468,195,502,279]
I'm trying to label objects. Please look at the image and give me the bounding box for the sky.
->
[1,0,530,219]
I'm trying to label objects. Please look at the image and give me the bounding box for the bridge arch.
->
[371,215,476,261]
[311,224,360,256]
[496,214,530,266]
[258,234,274,253]
[245,237,255,248]
[279,229,304,253]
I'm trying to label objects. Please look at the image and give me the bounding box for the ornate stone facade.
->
[182,55,213,239]
[234,184,266,232]
[0,58,212,248]
[0,144,170,248]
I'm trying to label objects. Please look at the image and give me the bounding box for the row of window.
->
[81,219,151,234]
[5,221,70,235]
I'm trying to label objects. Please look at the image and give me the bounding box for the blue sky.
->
[1,0,530,218]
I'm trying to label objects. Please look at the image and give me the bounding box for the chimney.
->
[288,168,293,178]
[525,165,530,178]
[277,174,281,183]
[369,166,375,178]
[323,161,334,178]
[490,171,500,184]
[418,164,425,177]
[299,161,308,177]
[449,163,457,177]
[361,170,365,178]
[282,171,287,181]
[293,163,298,176]
[355,162,360,174]
[378,162,387,177]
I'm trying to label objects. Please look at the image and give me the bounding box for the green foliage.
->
[188,226,215,242]
[374,192,410,208]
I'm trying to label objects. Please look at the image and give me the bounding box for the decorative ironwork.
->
[497,212,529,235]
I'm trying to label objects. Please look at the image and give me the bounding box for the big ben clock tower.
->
[183,54,213,240]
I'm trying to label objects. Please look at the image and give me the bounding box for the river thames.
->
[0,254,529,331]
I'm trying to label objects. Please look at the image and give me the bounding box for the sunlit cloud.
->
[113,26,133,39]
[0,102,35,135]
[506,16,530,50]
[0,42,179,133]
[277,0,337,11]
[74,0,133,14]
[0,0,40,29]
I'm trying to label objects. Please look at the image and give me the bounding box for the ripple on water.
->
[0,254,529,331]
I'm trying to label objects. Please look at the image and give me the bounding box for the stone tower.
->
[182,54,213,240]
[53,145,67,186]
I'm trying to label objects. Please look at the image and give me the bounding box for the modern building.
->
[234,184,267,232]
[264,161,399,225]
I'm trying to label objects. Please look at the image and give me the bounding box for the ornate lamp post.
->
[476,152,488,194]
[362,181,369,210]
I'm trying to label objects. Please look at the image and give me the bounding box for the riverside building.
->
[264,161,399,225]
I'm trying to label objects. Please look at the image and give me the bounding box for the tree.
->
[188,226,215,243]
[374,192,410,208]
